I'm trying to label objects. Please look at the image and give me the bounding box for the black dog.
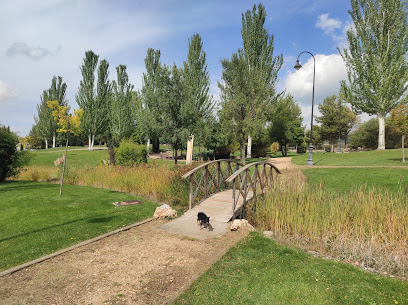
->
[197,212,210,230]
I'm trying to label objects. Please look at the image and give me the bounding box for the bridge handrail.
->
[182,159,243,179]
[225,161,281,216]
[225,161,281,183]
[181,159,244,209]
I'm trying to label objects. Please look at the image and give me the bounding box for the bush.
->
[214,145,232,159]
[0,126,32,181]
[115,139,147,166]
[270,142,279,155]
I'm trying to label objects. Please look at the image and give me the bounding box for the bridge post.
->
[189,174,193,209]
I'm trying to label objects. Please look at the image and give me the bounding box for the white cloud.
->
[0,80,19,103]
[284,53,347,107]
[316,13,342,34]
[6,42,58,60]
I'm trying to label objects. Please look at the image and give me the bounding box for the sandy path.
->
[0,219,250,305]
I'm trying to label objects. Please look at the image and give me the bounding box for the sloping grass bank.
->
[174,233,408,305]
[247,173,408,278]
[0,181,158,271]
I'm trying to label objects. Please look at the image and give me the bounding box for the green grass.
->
[174,233,408,305]
[302,168,408,194]
[0,181,157,271]
[292,149,408,166]
[29,148,108,167]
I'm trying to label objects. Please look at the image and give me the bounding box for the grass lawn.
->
[174,233,408,305]
[302,167,408,194]
[292,149,408,166]
[29,148,109,167]
[0,181,157,271]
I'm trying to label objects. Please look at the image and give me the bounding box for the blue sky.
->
[0,0,358,137]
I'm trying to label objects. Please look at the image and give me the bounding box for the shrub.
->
[115,139,147,166]
[0,125,32,181]
[270,142,279,155]
[214,145,232,159]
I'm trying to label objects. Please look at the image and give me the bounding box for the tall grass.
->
[18,162,192,209]
[247,173,408,277]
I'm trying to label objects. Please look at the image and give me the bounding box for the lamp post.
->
[294,51,315,166]
[337,101,342,153]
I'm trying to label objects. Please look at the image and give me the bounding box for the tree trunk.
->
[88,134,92,151]
[91,134,95,150]
[331,144,334,152]
[378,113,386,150]
[402,135,405,163]
[247,135,252,158]
[153,137,160,153]
[52,134,56,148]
[60,132,69,196]
[240,145,246,165]
[45,137,48,149]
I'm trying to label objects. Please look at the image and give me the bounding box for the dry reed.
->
[247,173,408,278]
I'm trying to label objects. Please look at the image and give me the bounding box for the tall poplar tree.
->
[34,76,67,149]
[219,3,283,163]
[183,34,214,145]
[109,65,135,145]
[76,50,111,150]
[141,48,164,153]
[339,0,408,150]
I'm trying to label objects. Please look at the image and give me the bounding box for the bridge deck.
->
[159,189,252,239]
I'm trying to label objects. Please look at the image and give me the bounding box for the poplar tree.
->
[141,48,164,153]
[34,76,67,149]
[109,65,135,145]
[219,4,283,163]
[183,34,214,145]
[339,0,408,150]
[76,50,111,150]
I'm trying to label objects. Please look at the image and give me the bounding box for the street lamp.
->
[294,51,315,166]
[337,101,342,153]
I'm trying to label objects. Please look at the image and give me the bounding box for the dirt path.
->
[0,220,250,305]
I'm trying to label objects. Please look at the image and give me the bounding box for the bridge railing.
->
[182,159,244,209]
[225,161,281,215]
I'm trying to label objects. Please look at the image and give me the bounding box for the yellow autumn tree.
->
[47,100,83,195]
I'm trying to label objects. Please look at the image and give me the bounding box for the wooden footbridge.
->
[160,159,281,239]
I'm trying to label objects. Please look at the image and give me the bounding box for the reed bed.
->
[247,173,408,278]
[17,162,192,209]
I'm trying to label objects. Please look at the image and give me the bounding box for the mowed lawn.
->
[0,181,158,271]
[292,149,408,166]
[29,148,109,167]
[174,233,408,305]
[302,167,408,194]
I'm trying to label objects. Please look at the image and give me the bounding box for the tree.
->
[34,76,67,149]
[140,48,165,153]
[339,0,408,150]
[0,125,32,181]
[109,65,135,145]
[315,95,357,151]
[76,50,111,150]
[219,4,283,163]
[47,100,83,195]
[161,64,188,164]
[390,104,408,162]
[183,34,214,147]
[268,95,304,156]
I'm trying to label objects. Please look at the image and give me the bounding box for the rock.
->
[230,219,253,231]
[153,204,177,219]
[263,231,274,238]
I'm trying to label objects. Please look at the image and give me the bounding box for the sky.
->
[0,0,362,137]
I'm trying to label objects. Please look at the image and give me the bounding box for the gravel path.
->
[0,219,250,305]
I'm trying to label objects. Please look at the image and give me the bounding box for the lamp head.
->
[294,59,302,70]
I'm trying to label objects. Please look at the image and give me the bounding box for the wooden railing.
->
[182,159,243,209]
[225,161,281,215]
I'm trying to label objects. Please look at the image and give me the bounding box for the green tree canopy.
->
[76,50,111,150]
[219,3,283,163]
[339,0,408,150]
